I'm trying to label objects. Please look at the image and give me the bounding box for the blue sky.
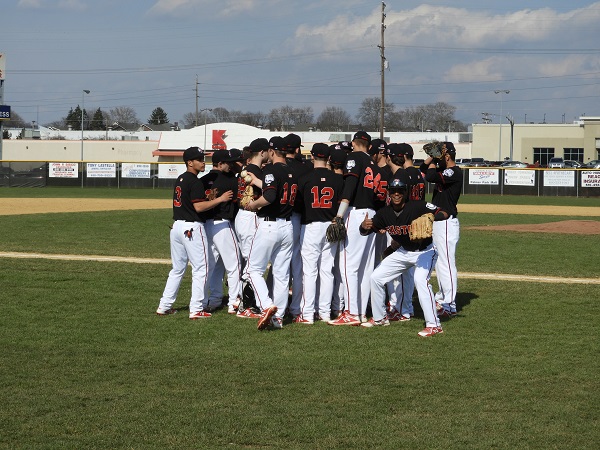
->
[2,0,599,128]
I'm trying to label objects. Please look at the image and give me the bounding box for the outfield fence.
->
[1,160,599,197]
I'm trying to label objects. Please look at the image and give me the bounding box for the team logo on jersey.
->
[264,174,275,185]
[442,168,454,177]
[346,159,356,170]
[426,202,437,210]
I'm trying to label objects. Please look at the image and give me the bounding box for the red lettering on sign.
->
[212,130,227,150]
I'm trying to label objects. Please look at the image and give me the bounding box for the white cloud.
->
[147,0,282,18]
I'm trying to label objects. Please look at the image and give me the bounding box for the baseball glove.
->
[423,141,445,159]
[326,216,347,243]
[409,213,434,240]
[240,185,254,209]
[206,188,218,201]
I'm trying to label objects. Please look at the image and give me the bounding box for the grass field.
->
[1,190,599,448]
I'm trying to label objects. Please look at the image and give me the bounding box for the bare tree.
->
[268,105,313,131]
[357,97,395,131]
[211,107,230,123]
[317,106,351,131]
[108,106,139,125]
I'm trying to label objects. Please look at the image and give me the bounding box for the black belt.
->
[262,217,291,222]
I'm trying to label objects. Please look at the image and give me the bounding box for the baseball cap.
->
[338,141,353,153]
[443,141,456,154]
[269,136,285,151]
[387,143,414,157]
[248,138,269,152]
[329,145,347,166]
[352,131,371,144]
[183,146,205,162]
[369,139,388,156]
[284,133,303,151]
[388,178,407,190]
[210,150,229,165]
[310,143,330,159]
[225,148,243,162]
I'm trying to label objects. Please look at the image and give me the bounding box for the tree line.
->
[3,98,468,134]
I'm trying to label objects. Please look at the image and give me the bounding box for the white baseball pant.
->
[370,245,440,328]
[299,221,338,321]
[433,217,460,312]
[235,209,259,274]
[246,218,293,319]
[158,220,208,314]
[288,212,304,317]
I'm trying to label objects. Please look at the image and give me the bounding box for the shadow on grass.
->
[411,291,478,321]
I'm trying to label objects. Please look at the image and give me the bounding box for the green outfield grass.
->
[0,193,599,448]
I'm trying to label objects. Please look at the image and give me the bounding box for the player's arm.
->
[359,212,382,235]
[193,190,234,212]
[423,202,449,221]
[246,177,277,211]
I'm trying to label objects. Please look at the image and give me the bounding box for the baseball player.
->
[244,136,298,330]
[156,146,233,320]
[201,149,244,314]
[369,139,392,262]
[283,133,313,320]
[234,139,269,319]
[359,177,448,337]
[421,142,462,317]
[294,143,344,324]
[329,131,378,326]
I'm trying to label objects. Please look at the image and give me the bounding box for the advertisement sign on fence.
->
[49,162,78,178]
[581,171,600,188]
[469,169,499,185]
[543,170,575,187]
[504,169,535,186]
[86,162,116,178]
[158,163,186,179]
[122,163,151,179]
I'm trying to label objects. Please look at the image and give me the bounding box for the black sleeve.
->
[263,188,277,204]
[341,175,359,201]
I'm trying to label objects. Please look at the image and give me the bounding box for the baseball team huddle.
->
[156,131,462,337]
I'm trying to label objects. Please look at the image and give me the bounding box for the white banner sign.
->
[581,171,600,188]
[469,169,499,185]
[158,163,187,179]
[543,170,574,187]
[122,163,151,179]
[49,162,78,178]
[86,162,116,178]
[504,169,535,186]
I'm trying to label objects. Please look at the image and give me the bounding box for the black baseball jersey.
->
[171,171,205,222]
[237,163,263,204]
[297,167,344,224]
[342,151,378,209]
[286,156,313,214]
[392,167,426,201]
[367,200,442,252]
[258,162,298,220]
[373,164,392,210]
[201,170,238,221]
[424,165,462,217]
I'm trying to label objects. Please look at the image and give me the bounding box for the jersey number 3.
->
[310,186,334,208]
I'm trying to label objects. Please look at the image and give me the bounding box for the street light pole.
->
[81,89,90,188]
[494,90,509,161]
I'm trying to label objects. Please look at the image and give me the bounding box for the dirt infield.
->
[465,220,600,235]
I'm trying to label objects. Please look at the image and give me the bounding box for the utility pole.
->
[378,1,386,139]
[195,75,199,127]
[506,114,515,161]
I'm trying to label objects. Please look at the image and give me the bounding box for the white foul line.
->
[1,251,599,285]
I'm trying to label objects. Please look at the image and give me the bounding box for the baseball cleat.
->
[328,311,361,326]
[156,308,177,316]
[270,317,283,329]
[227,305,237,314]
[292,316,314,324]
[236,308,261,319]
[417,326,444,337]
[387,310,411,322]
[316,314,331,323]
[257,306,278,330]
[360,317,390,328]
[189,311,212,320]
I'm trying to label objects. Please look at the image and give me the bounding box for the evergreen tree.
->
[65,105,88,130]
[148,107,169,125]
[90,108,105,130]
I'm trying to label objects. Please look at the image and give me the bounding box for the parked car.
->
[500,161,528,168]
[582,159,600,169]
[467,157,489,167]
[547,157,565,168]
[564,160,582,168]
[455,158,471,167]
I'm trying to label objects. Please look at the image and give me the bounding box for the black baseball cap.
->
[248,138,269,152]
[269,136,285,151]
[388,178,408,190]
[352,131,371,144]
[183,146,205,162]
[443,142,456,154]
[387,143,414,157]
[329,145,347,166]
[310,143,330,159]
[211,150,229,165]
[226,148,243,162]
[338,141,353,153]
[369,139,388,156]
[284,133,303,151]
